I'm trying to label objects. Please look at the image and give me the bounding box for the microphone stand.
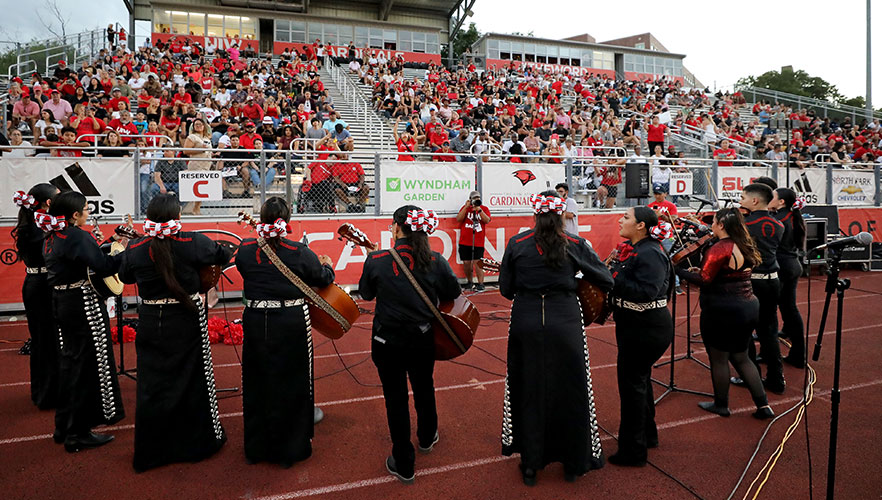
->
[810,248,850,500]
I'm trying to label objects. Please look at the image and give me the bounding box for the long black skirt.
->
[502,294,603,474]
[699,292,759,353]
[242,303,314,466]
[23,274,59,409]
[52,285,125,436]
[133,297,226,472]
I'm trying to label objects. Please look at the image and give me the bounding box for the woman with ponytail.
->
[677,208,774,420]
[498,190,613,486]
[607,206,674,467]
[43,190,125,453]
[358,205,461,484]
[12,184,60,409]
[234,197,335,468]
[117,193,232,472]
[771,188,807,368]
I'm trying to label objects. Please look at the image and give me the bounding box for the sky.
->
[0,0,877,103]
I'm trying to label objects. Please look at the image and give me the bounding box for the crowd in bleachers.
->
[0,36,373,214]
[2,30,882,212]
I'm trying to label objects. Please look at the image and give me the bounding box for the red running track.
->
[1,270,881,499]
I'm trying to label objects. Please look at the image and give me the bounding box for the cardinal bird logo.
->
[512,169,537,186]
[840,185,863,195]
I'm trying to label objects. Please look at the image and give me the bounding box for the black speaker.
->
[803,204,839,235]
[625,162,650,198]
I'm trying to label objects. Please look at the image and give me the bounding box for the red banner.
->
[273,42,441,64]
[485,58,614,79]
[150,33,259,52]
[2,208,879,309]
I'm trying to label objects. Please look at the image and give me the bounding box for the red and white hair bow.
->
[792,197,806,211]
[13,191,36,209]
[34,211,66,232]
[405,209,439,234]
[143,219,182,238]
[529,193,565,215]
[256,218,290,238]
[649,221,674,241]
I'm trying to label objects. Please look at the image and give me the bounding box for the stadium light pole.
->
[867,0,872,120]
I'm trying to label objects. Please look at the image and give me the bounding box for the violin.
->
[670,234,717,266]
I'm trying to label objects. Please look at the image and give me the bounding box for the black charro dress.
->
[234,237,335,466]
[119,232,232,472]
[498,230,614,474]
[44,226,125,437]
[17,217,59,409]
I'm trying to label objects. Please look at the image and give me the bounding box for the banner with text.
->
[0,158,135,217]
[830,171,876,206]
[717,167,773,201]
[778,169,828,205]
[379,162,475,214]
[481,163,568,211]
[2,208,880,310]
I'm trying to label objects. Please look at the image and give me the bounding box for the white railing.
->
[325,61,389,148]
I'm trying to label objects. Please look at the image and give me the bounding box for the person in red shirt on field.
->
[455,191,491,291]
[713,139,737,167]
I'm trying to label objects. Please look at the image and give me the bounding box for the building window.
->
[355,26,369,47]
[154,11,171,34]
[412,31,425,53]
[427,33,438,54]
[635,42,645,49]
[399,30,412,51]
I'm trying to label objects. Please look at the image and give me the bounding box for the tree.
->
[441,22,480,64]
[736,67,843,102]
[37,0,71,39]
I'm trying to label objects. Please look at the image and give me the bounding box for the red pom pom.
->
[206,317,243,344]
[110,325,137,344]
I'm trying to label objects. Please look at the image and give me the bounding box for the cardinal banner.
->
[481,163,568,211]
[378,161,476,214]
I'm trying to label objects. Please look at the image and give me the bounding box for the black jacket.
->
[744,210,784,273]
[234,237,334,300]
[611,237,671,303]
[43,226,120,286]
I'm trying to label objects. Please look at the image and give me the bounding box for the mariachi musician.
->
[771,188,807,368]
[498,191,613,486]
[42,191,125,452]
[12,184,61,410]
[358,205,461,485]
[234,197,335,468]
[607,206,674,467]
[118,193,232,472]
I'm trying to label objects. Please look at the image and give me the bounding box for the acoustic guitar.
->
[87,216,137,299]
[479,257,607,325]
[238,213,360,340]
[337,223,481,360]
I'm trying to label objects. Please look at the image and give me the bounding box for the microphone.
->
[679,218,710,233]
[809,232,873,252]
[685,194,716,206]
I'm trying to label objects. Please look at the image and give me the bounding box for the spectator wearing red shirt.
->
[172,87,192,108]
[106,110,139,143]
[392,118,417,161]
[242,96,265,122]
[455,191,491,291]
[432,142,456,162]
[645,115,668,155]
[331,155,368,211]
[238,122,261,149]
[713,139,737,167]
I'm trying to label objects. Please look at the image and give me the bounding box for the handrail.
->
[736,85,881,121]
[325,61,389,148]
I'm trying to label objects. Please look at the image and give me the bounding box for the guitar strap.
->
[388,248,466,354]
[256,237,351,332]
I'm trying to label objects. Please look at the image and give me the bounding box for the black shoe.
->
[763,378,786,395]
[698,401,731,417]
[519,463,537,486]
[783,355,805,369]
[313,407,324,424]
[646,438,659,449]
[462,283,474,291]
[730,376,747,387]
[475,283,486,292]
[777,330,790,340]
[385,456,414,485]
[53,429,65,444]
[753,405,775,420]
[18,338,31,355]
[563,465,583,483]
[418,431,439,454]
[64,432,114,453]
[607,453,647,467]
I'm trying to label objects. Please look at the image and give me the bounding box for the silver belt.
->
[245,298,305,309]
[143,293,200,305]
[26,267,48,274]
[53,279,88,290]
[751,272,778,280]
[611,297,668,312]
